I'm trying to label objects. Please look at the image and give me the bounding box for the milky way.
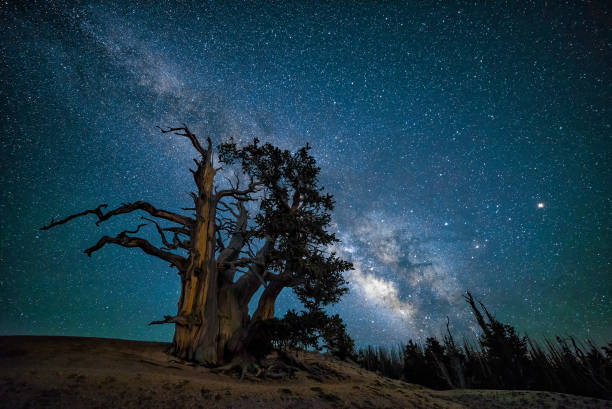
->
[1,1,610,346]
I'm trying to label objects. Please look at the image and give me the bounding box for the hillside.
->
[1,336,610,408]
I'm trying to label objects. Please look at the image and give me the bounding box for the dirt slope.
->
[1,336,610,409]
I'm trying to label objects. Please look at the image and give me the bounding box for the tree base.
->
[210,349,342,382]
[211,354,298,381]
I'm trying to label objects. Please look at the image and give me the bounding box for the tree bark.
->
[171,141,222,364]
[252,280,284,321]
[167,136,269,365]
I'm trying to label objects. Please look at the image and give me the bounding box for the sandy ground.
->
[1,336,610,409]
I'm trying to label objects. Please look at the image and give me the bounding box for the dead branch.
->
[41,201,194,231]
[217,200,240,219]
[215,181,264,202]
[40,204,108,230]
[215,230,225,251]
[233,236,275,297]
[216,201,249,269]
[142,217,174,248]
[161,226,191,236]
[149,314,201,327]
[141,217,188,250]
[100,201,194,226]
[156,125,210,158]
[84,225,188,270]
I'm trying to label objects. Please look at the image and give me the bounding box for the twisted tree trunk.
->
[169,137,219,363]
[168,134,259,365]
[252,281,284,321]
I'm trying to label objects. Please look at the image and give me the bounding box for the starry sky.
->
[1,1,611,347]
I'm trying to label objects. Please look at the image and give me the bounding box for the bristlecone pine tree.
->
[42,126,352,368]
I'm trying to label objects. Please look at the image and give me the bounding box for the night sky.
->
[1,1,611,347]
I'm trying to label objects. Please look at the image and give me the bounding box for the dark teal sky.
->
[1,1,610,346]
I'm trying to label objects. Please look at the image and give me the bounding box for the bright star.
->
[537,202,545,208]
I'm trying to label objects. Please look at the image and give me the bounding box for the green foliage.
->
[321,313,356,361]
[218,138,351,309]
[216,138,355,362]
[357,294,612,400]
[358,345,404,379]
[261,308,355,361]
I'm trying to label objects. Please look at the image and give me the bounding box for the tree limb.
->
[84,226,188,270]
[148,314,201,327]
[142,217,174,248]
[217,201,251,283]
[216,230,225,251]
[161,226,191,236]
[41,201,195,232]
[157,125,209,157]
[141,217,189,250]
[245,263,268,289]
[40,204,108,230]
[217,200,240,219]
[100,201,194,226]
[215,181,264,203]
[233,236,276,300]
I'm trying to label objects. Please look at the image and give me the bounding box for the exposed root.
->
[211,349,343,382]
[211,358,263,381]
[212,358,296,381]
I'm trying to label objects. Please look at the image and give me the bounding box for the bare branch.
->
[216,230,225,251]
[100,201,194,226]
[157,125,208,157]
[123,223,148,234]
[149,314,201,327]
[215,181,264,202]
[216,202,249,263]
[41,204,108,230]
[244,240,257,258]
[217,200,240,219]
[233,236,275,300]
[161,226,191,236]
[223,175,237,192]
[42,201,194,231]
[141,217,186,250]
[83,226,188,270]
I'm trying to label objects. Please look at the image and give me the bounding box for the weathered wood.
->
[171,135,221,363]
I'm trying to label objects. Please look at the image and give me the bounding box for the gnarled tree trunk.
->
[168,135,258,365]
[170,137,224,364]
